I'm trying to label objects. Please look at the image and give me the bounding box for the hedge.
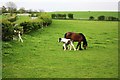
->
[8,14,17,22]
[2,13,52,41]
[39,13,52,26]
[20,21,41,33]
[51,14,73,19]
[2,20,14,41]
[98,15,119,21]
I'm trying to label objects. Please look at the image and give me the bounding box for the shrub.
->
[68,14,74,19]
[39,13,52,26]
[42,18,52,26]
[51,14,56,19]
[98,16,105,21]
[89,16,94,20]
[2,20,14,41]
[8,14,17,22]
[106,16,119,21]
[51,14,66,19]
[20,19,42,33]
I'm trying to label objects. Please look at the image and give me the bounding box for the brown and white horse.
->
[64,32,87,50]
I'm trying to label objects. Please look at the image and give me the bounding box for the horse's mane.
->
[64,33,67,38]
[64,32,72,39]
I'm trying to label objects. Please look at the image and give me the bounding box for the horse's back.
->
[64,32,83,42]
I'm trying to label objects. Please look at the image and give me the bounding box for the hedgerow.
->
[2,13,52,41]
[2,19,14,41]
[20,19,43,33]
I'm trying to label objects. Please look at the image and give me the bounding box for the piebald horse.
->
[58,38,76,51]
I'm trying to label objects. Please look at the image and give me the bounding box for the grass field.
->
[48,11,118,19]
[0,11,118,20]
[2,19,118,78]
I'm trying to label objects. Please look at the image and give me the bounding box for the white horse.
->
[14,30,23,43]
[58,38,76,51]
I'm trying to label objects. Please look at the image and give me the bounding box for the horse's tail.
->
[79,33,87,46]
[64,33,67,38]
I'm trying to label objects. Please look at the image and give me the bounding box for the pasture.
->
[2,20,118,78]
[48,11,118,19]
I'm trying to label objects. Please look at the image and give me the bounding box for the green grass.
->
[48,11,118,19]
[0,15,31,23]
[15,16,31,24]
[2,20,118,78]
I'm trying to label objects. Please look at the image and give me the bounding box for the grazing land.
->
[48,11,118,19]
[2,19,118,78]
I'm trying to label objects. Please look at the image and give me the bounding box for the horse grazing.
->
[64,32,87,50]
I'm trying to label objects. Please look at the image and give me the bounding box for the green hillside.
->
[3,20,118,78]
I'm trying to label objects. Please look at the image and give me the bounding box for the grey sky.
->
[0,0,119,12]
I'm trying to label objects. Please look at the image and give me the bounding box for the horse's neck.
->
[83,37,87,45]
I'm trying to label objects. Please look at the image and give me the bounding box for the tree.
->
[62,14,66,19]
[6,1,17,16]
[98,16,105,21]
[18,7,26,13]
[89,16,94,20]
[106,16,119,21]
[51,14,56,19]
[1,6,7,13]
[27,9,33,13]
[68,14,73,19]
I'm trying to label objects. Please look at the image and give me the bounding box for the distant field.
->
[0,11,118,20]
[2,20,118,78]
[48,11,118,19]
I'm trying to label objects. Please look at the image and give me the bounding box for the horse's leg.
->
[76,42,80,50]
[69,44,72,50]
[63,44,66,51]
[70,41,76,51]
[79,42,83,50]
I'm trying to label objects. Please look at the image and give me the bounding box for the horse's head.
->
[83,41,87,50]
[58,38,61,42]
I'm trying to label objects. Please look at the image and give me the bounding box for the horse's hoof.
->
[79,48,83,50]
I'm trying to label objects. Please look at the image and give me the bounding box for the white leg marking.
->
[63,44,66,51]
[70,41,76,51]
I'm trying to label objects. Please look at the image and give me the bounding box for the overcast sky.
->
[0,0,119,12]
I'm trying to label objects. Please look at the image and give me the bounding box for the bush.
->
[98,16,105,21]
[8,14,17,22]
[89,16,94,20]
[51,14,56,19]
[106,16,119,21]
[98,15,119,21]
[39,13,52,26]
[42,18,52,26]
[2,20,14,41]
[20,19,42,33]
[68,14,74,19]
